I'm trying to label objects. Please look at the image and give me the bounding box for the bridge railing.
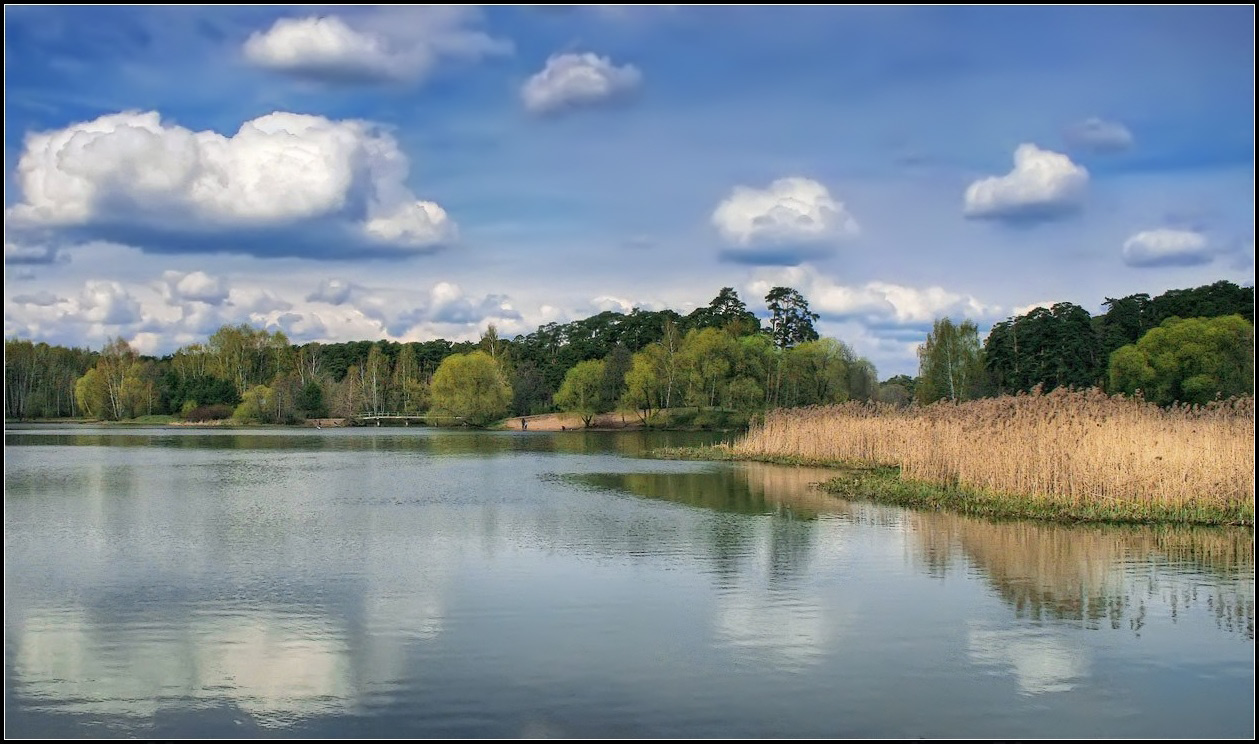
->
[355,412,464,420]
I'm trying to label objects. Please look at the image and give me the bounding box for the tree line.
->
[5,286,878,425]
[5,280,1251,424]
[897,280,1254,406]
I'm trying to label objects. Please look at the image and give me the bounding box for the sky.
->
[3,5,1254,377]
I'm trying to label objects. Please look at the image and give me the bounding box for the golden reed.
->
[733,388,1254,515]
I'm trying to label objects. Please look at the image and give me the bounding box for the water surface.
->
[4,426,1253,738]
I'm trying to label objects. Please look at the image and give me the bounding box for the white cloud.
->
[377,281,525,336]
[712,177,858,259]
[244,9,509,84]
[521,52,642,115]
[229,288,292,315]
[748,266,999,326]
[76,281,142,325]
[363,201,454,246]
[1121,228,1213,268]
[162,270,229,305]
[5,110,456,257]
[271,312,329,341]
[306,279,354,305]
[128,332,165,356]
[1012,300,1062,316]
[427,281,519,326]
[963,144,1088,221]
[1064,117,1134,153]
[590,295,638,314]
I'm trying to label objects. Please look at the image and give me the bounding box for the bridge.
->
[353,412,464,426]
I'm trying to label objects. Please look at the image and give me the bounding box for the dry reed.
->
[732,388,1255,523]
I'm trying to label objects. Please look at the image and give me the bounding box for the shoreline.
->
[648,445,1255,528]
[4,417,744,434]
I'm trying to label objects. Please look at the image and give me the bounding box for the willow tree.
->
[622,350,664,423]
[429,351,511,427]
[555,359,607,427]
[1109,314,1254,405]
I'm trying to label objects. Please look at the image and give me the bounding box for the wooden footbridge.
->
[354,412,464,426]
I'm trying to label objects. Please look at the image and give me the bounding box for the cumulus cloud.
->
[712,178,858,265]
[5,110,456,259]
[76,281,142,325]
[963,144,1088,222]
[428,282,520,325]
[244,8,510,84]
[521,52,642,115]
[1064,117,1134,153]
[128,332,165,357]
[590,295,638,314]
[270,312,329,341]
[1121,228,1213,268]
[161,270,229,305]
[748,266,999,326]
[383,281,523,336]
[306,278,355,305]
[230,288,293,315]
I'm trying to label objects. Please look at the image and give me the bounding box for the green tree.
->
[74,367,107,419]
[985,303,1102,394]
[363,343,390,414]
[392,343,422,413]
[784,338,855,406]
[480,324,508,362]
[1108,315,1254,405]
[298,380,329,418]
[723,376,764,411]
[555,359,607,427]
[847,358,879,402]
[600,345,633,408]
[877,381,913,405]
[509,360,551,416]
[206,324,290,397]
[765,286,820,349]
[686,287,762,336]
[233,384,274,423]
[429,351,512,426]
[678,328,738,407]
[659,318,682,408]
[622,350,664,423]
[917,318,985,403]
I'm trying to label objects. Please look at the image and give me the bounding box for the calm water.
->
[4,426,1254,738]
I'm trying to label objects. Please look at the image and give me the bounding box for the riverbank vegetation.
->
[658,388,1254,525]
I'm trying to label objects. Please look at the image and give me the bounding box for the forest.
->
[4,280,1253,426]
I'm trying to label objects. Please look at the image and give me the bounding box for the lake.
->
[4,426,1254,738]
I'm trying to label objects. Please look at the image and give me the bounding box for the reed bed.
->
[729,389,1255,525]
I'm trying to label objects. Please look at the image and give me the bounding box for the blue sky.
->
[3,5,1254,376]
